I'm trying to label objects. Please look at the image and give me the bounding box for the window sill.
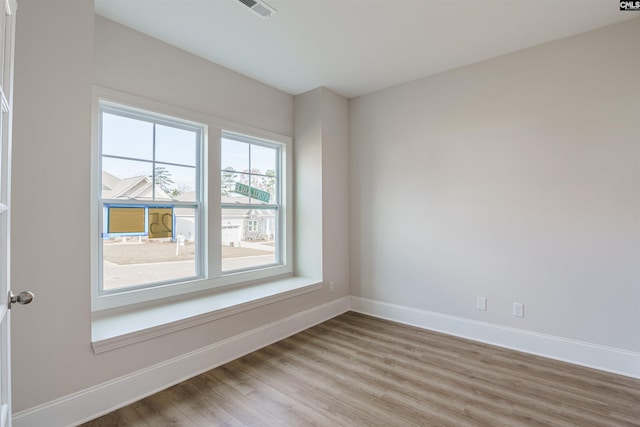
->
[91,276,323,354]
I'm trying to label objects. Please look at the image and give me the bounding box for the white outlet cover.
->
[513,302,524,317]
[476,297,487,311]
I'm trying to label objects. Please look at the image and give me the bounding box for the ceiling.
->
[95,0,638,98]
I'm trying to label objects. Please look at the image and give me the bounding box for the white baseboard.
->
[350,296,640,379]
[13,296,350,427]
[13,295,638,426]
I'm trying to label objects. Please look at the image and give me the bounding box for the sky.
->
[101,112,277,196]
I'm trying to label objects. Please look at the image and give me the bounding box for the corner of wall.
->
[293,88,350,296]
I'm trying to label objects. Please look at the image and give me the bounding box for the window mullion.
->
[152,123,156,201]
[248,143,252,204]
[208,126,222,278]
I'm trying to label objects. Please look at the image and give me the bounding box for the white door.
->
[0,2,28,426]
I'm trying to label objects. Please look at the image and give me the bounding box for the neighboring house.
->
[102,171,178,240]
[102,171,173,201]
[102,173,274,244]
[174,191,197,242]
[222,195,275,246]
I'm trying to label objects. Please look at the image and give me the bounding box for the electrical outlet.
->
[329,281,335,292]
[513,302,524,317]
[476,296,487,311]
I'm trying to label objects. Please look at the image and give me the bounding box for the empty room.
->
[2,0,639,426]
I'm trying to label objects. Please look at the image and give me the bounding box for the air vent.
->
[236,0,276,19]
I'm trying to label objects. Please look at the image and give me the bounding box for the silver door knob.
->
[8,290,34,309]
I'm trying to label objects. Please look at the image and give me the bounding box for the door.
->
[0,2,20,426]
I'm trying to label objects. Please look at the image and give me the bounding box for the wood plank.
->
[81,312,640,426]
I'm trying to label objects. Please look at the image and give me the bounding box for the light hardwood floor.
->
[82,312,640,426]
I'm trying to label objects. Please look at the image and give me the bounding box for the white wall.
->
[11,0,94,413]
[94,17,291,137]
[350,19,640,353]
[294,88,350,293]
[321,90,350,290]
[293,89,323,279]
[10,8,347,418]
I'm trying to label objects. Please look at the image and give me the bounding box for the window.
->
[93,91,292,311]
[221,132,281,272]
[99,103,203,293]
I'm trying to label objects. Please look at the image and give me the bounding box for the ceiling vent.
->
[236,0,277,19]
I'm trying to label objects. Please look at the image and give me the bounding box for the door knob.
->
[8,290,34,309]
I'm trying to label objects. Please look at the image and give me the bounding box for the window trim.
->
[91,87,293,312]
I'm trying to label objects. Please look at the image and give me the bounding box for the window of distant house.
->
[98,103,204,293]
[221,132,282,272]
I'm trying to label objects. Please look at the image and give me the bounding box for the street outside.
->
[102,240,275,290]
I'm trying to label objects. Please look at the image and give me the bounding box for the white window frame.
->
[221,131,283,273]
[91,87,293,312]
[98,101,205,292]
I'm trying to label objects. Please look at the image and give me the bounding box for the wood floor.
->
[82,312,640,426]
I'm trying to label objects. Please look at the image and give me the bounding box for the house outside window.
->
[92,90,292,311]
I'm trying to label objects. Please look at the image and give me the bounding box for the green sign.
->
[233,182,271,203]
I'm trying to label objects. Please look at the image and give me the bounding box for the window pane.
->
[156,163,197,201]
[220,173,275,205]
[251,144,276,176]
[221,170,240,199]
[251,175,276,204]
[221,208,276,272]
[221,171,252,202]
[102,157,153,200]
[102,112,153,160]
[221,138,249,172]
[102,208,197,291]
[98,102,206,304]
[155,124,197,166]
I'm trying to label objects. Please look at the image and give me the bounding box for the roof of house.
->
[102,176,273,219]
[102,171,172,201]
[221,195,274,218]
